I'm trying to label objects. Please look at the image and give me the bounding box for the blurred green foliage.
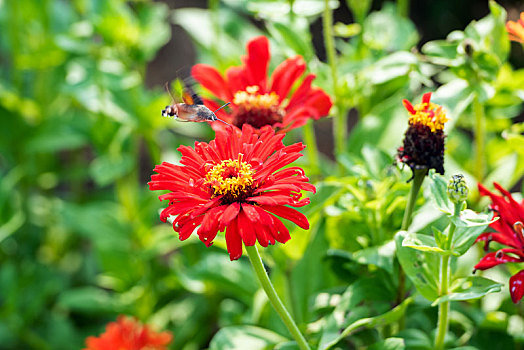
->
[0,0,523,350]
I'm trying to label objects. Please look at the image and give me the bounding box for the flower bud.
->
[447,174,469,203]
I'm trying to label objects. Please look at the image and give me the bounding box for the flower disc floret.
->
[205,156,255,201]
[407,101,448,132]
[149,124,315,260]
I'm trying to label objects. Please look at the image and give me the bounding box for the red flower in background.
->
[84,316,172,350]
[191,36,332,132]
[149,125,315,260]
[507,12,524,43]
[474,182,524,303]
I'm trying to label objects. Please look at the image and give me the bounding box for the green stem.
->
[245,245,311,350]
[397,0,409,17]
[401,169,427,231]
[435,203,461,350]
[303,121,320,175]
[397,168,427,329]
[323,0,346,161]
[473,95,485,181]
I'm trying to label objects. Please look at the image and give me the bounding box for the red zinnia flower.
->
[148,124,315,260]
[507,12,524,43]
[191,36,332,132]
[474,182,524,303]
[84,315,173,350]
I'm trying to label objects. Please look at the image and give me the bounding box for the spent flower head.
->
[474,182,524,303]
[191,36,332,133]
[397,92,448,178]
[149,124,315,260]
[84,315,172,350]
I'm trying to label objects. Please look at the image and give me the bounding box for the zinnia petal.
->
[243,36,270,90]
[510,270,524,303]
[192,64,233,101]
[270,56,306,102]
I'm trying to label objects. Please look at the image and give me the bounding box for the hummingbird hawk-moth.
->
[162,82,230,125]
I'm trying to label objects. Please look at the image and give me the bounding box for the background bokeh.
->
[0,1,523,349]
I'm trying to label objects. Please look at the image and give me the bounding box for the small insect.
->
[162,81,230,125]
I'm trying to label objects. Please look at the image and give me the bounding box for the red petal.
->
[402,99,416,114]
[253,223,271,247]
[286,73,315,111]
[474,251,521,270]
[475,231,521,250]
[226,66,249,94]
[241,204,261,223]
[270,56,306,102]
[219,203,241,231]
[267,213,291,243]
[197,205,226,247]
[304,89,333,118]
[510,270,524,303]
[422,92,432,104]
[225,219,243,260]
[191,64,233,101]
[261,205,309,230]
[177,216,203,241]
[237,208,256,246]
[244,36,270,90]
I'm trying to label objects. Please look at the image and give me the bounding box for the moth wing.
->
[182,82,204,105]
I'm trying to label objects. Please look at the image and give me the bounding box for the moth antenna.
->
[164,82,176,102]
[214,118,231,126]
[213,102,231,114]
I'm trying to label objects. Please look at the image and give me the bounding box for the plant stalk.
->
[473,95,485,181]
[245,245,311,350]
[401,169,427,230]
[303,121,320,176]
[397,0,410,17]
[397,168,427,328]
[323,0,346,161]
[434,203,461,350]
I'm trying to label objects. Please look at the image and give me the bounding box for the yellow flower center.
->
[233,86,280,111]
[408,102,448,132]
[205,155,255,199]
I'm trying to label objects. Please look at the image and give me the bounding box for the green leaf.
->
[268,21,314,60]
[428,172,453,214]
[209,325,289,350]
[433,227,446,250]
[352,240,396,274]
[450,209,496,228]
[89,154,134,186]
[58,287,124,314]
[321,297,413,350]
[365,51,417,85]
[362,3,419,51]
[431,276,503,306]
[451,211,496,256]
[402,232,447,254]
[421,40,461,66]
[395,231,440,302]
[369,338,406,350]
[346,0,372,24]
